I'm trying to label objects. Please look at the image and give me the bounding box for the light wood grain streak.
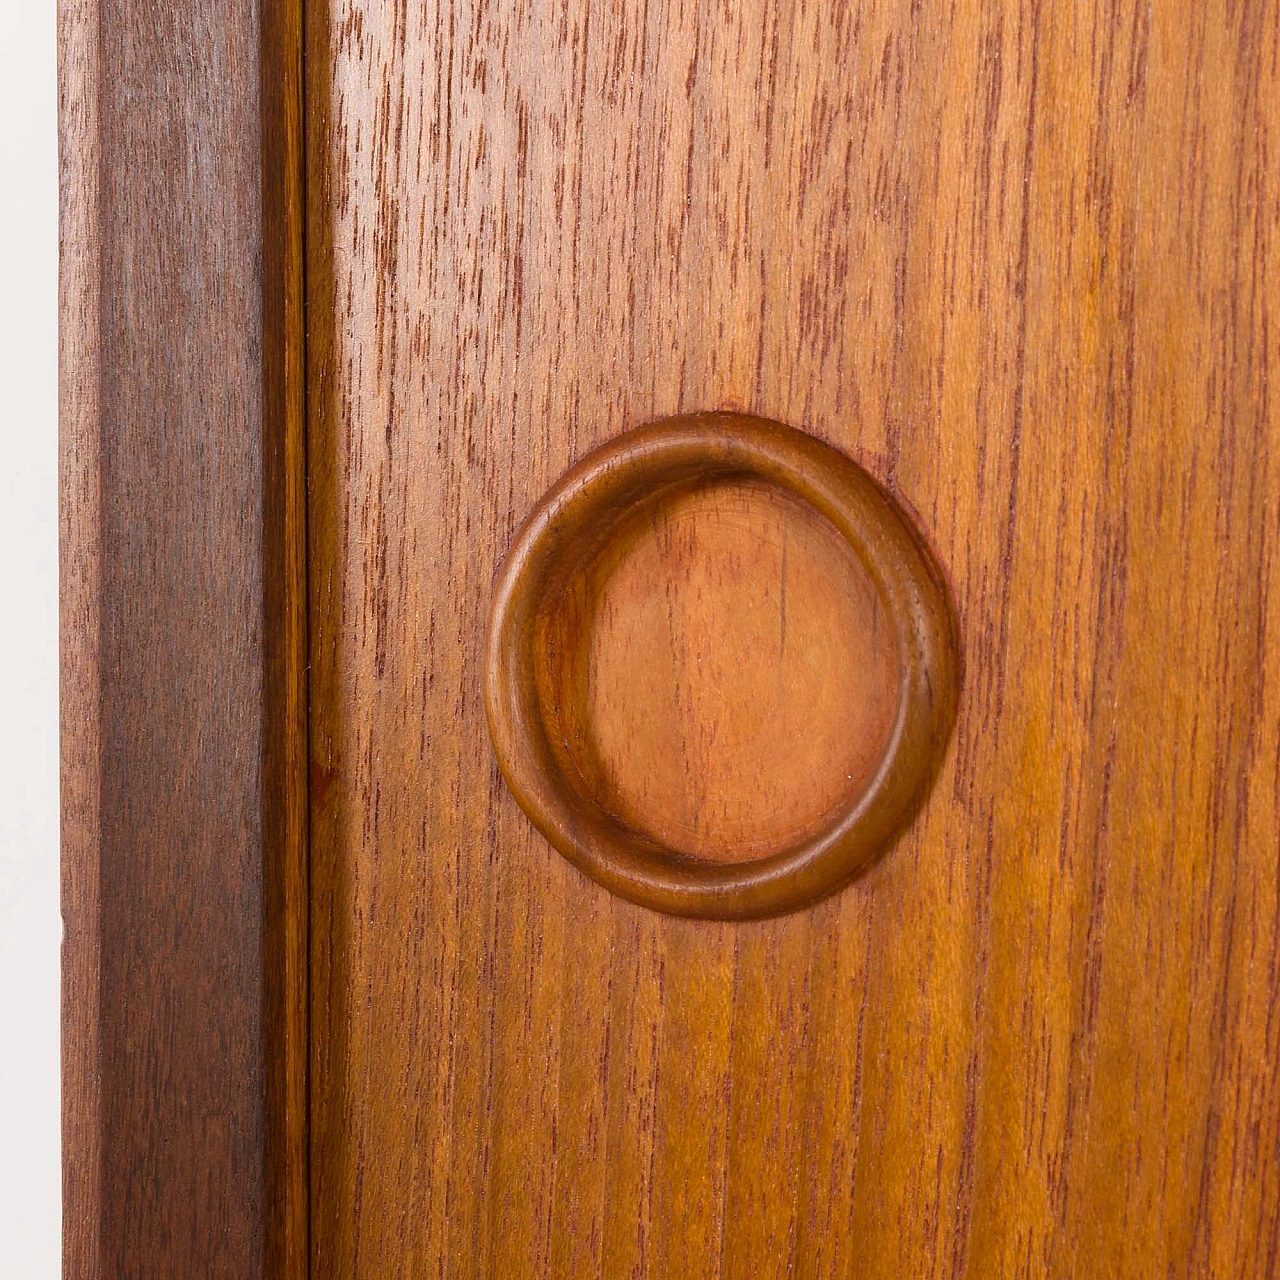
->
[59,0,103,1273]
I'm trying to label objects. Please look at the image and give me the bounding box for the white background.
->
[0,0,62,1273]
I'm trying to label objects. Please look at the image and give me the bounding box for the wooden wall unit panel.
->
[59,0,1280,1273]
[58,0,307,1274]
[305,0,1280,1276]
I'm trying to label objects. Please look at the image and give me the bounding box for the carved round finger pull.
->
[485,412,958,919]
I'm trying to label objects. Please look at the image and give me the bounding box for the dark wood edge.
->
[58,0,308,1273]
[485,412,960,920]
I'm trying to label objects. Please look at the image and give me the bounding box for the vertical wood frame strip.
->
[58,0,308,1274]
[58,0,102,1273]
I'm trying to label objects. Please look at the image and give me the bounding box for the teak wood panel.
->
[59,0,307,1274]
[307,0,1280,1276]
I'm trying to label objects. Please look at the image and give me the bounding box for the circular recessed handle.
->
[485,411,958,919]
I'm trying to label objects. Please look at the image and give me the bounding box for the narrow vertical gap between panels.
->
[298,0,343,1269]
[297,0,336,1274]
[260,0,311,1274]
[296,2,315,1277]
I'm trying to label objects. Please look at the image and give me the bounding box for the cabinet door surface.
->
[303,1,1280,1276]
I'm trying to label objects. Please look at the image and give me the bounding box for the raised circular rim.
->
[484,411,959,919]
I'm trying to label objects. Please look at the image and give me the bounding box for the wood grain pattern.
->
[306,0,1280,1275]
[485,412,956,917]
[58,0,307,1274]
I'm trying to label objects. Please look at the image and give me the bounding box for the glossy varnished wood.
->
[486,412,957,918]
[307,0,1280,1276]
[58,0,308,1274]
